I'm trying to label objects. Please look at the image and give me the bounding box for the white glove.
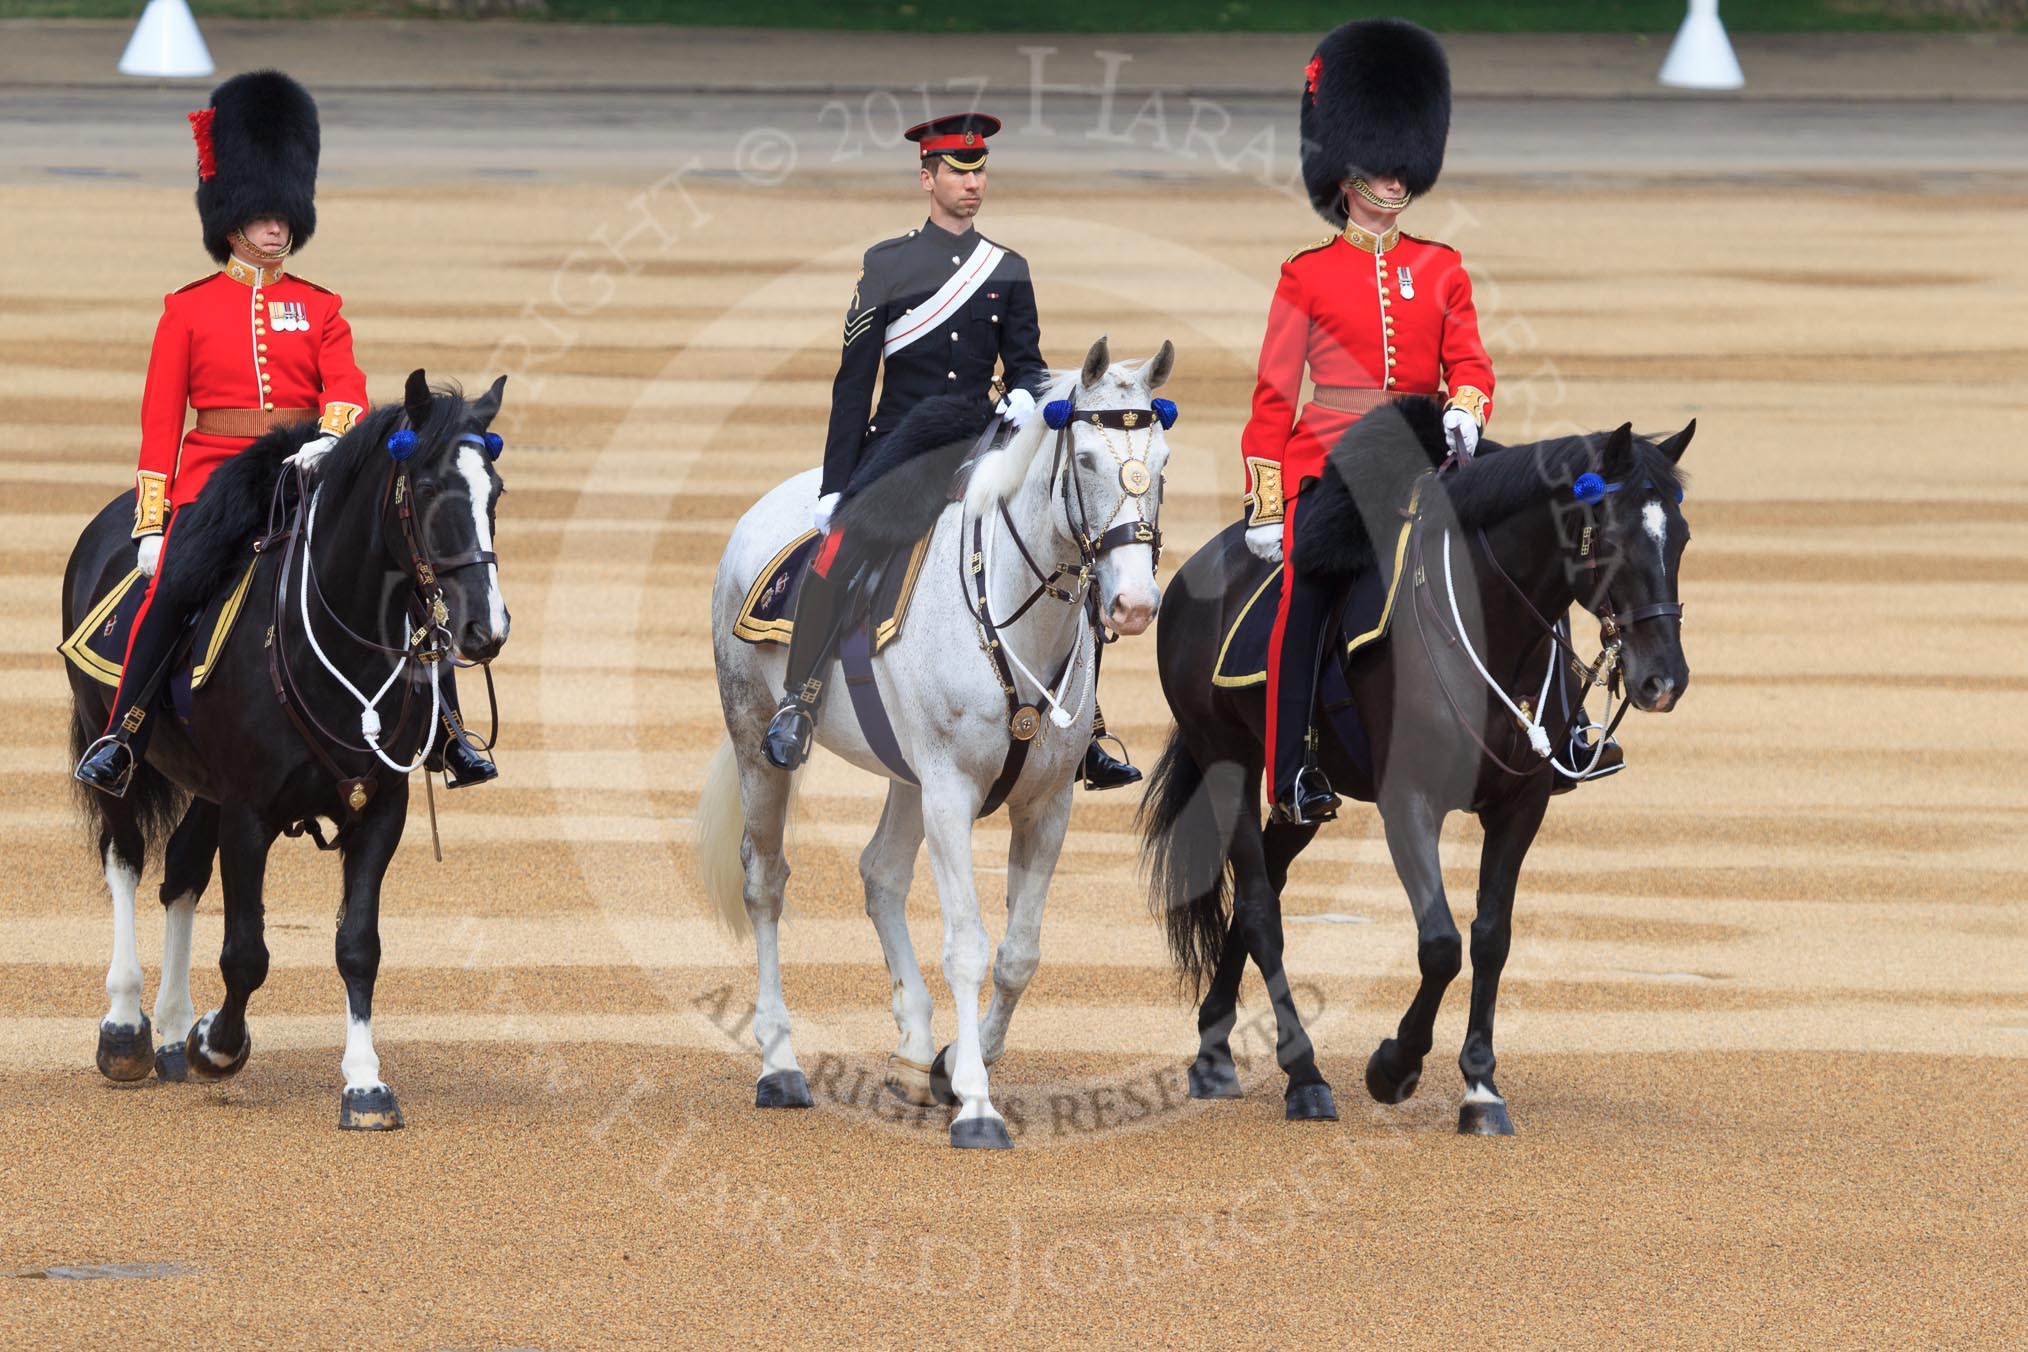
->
[286,432,341,472]
[136,535,163,577]
[995,387,1037,430]
[1244,522,1284,563]
[1443,408,1481,461]
[813,491,841,534]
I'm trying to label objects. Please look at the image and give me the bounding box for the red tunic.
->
[1238,224,1493,529]
[1245,224,1496,795]
[132,258,368,536]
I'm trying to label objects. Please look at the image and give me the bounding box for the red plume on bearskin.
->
[187,107,217,180]
[191,70,320,264]
[1299,19,1450,226]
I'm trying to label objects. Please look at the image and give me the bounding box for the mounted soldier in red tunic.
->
[1244,21,1622,826]
[73,70,496,795]
[1243,22,1483,825]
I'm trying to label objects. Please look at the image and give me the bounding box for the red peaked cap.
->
[905,113,1001,165]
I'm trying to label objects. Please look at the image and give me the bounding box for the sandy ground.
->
[1,69,2026,1350]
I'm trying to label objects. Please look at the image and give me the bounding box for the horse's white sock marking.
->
[153,892,197,1041]
[456,446,508,641]
[341,995,384,1093]
[102,847,143,1030]
[1463,1081,1506,1105]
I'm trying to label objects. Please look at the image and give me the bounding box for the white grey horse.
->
[698,337,1174,1149]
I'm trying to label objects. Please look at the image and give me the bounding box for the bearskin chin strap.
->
[1348,178,1412,213]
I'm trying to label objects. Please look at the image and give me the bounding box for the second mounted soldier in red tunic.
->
[1241,20,1496,826]
[73,71,496,795]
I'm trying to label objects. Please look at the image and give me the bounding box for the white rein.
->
[298,482,443,774]
[1439,527,1618,781]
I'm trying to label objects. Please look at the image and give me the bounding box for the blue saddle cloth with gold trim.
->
[58,556,261,724]
[732,529,936,652]
[1211,557,1400,689]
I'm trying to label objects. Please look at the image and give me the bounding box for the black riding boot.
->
[764,560,850,771]
[428,667,497,789]
[1550,701,1624,795]
[74,582,187,798]
[1078,705,1142,791]
[1268,570,1341,826]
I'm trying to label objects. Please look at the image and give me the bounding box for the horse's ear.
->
[1144,340,1175,391]
[403,369,433,429]
[1080,336,1110,389]
[1658,418,1695,465]
[472,374,508,427]
[1601,422,1635,480]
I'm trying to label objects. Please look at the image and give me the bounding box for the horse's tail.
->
[1138,727,1232,997]
[694,737,754,936]
[697,736,805,939]
[67,707,184,858]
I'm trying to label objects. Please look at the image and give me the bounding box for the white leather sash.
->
[883,238,1004,357]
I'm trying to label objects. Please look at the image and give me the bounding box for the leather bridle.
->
[1406,459,1684,779]
[261,422,501,839]
[956,399,1168,812]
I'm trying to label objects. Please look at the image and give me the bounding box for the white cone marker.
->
[118,0,215,80]
[1659,0,1745,91]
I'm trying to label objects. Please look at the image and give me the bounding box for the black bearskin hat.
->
[1299,19,1450,226]
[189,70,320,264]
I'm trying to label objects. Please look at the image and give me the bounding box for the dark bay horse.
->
[1140,402,1693,1133]
[61,370,510,1130]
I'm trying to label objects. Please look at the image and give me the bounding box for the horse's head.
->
[1577,420,1693,713]
[1050,336,1175,635]
[388,368,511,662]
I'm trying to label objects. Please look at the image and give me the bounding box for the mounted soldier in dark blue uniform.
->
[762,112,1142,789]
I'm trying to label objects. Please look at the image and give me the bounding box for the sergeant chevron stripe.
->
[842,306,878,347]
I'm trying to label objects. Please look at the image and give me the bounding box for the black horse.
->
[1141,401,1692,1133]
[61,370,510,1130]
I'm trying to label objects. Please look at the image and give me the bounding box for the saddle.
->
[1212,496,1420,689]
[731,529,936,653]
[59,557,262,724]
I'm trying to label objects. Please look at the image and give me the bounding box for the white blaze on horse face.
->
[101,846,143,1030]
[455,445,508,643]
[1642,500,1668,570]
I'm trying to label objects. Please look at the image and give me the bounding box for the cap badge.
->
[964,132,977,146]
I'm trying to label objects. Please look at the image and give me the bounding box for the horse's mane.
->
[159,389,475,610]
[1294,397,1687,581]
[960,369,1081,515]
[1446,430,1685,529]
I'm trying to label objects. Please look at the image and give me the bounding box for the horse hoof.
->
[1458,1099,1515,1136]
[928,1046,960,1108]
[1364,1042,1421,1105]
[154,1042,188,1083]
[1285,1082,1339,1122]
[950,1117,1013,1150]
[885,1055,938,1107]
[95,1015,153,1082]
[338,1086,405,1131]
[755,1070,812,1109]
[183,1018,250,1082]
[1188,1059,1243,1100]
